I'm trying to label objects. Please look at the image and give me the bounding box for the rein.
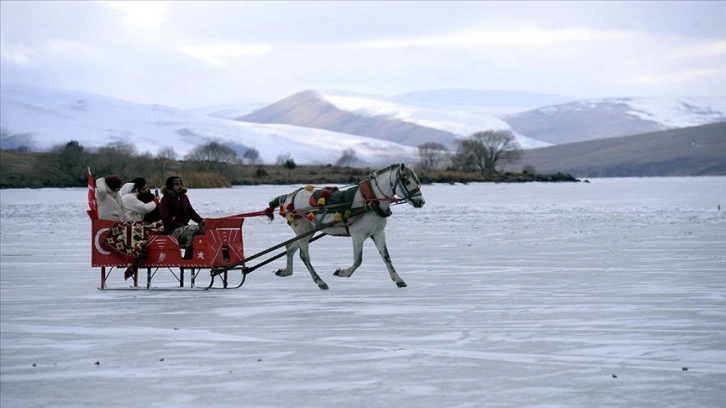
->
[223,209,274,219]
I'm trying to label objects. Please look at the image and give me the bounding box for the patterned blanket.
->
[102,221,163,266]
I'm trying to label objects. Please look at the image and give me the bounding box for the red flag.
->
[87,167,98,220]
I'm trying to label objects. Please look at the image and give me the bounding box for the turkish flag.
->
[87,167,98,220]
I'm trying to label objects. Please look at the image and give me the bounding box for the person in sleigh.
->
[159,176,206,259]
[97,175,160,280]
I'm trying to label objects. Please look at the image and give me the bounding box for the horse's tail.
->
[266,194,286,221]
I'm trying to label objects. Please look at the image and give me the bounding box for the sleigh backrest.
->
[91,218,245,269]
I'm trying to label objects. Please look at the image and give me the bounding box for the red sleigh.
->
[91,217,245,290]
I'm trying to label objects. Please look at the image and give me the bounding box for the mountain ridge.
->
[239,90,463,148]
[2,83,725,176]
[0,83,418,167]
[501,121,726,177]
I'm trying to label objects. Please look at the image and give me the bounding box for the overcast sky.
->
[1,1,724,108]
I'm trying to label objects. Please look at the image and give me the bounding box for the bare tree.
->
[155,146,177,175]
[49,140,88,185]
[185,142,239,173]
[452,130,522,175]
[242,147,260,165]
[94,141,138,177]
[276,153,296,180]
[335,148,357,167]
[417,142,448,172]
[275,153,293,166]
[157,146,177,161]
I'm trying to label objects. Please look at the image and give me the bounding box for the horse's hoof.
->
[318,282,329,290]
[396,281,407,288]
[275,269,291,277]
[333,270,340,277]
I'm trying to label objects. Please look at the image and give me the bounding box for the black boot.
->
[124,266,135,280]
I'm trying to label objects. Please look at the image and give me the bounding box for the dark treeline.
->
[0,140,373,188]
[0,140,579,189]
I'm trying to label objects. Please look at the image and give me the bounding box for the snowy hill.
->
[239,89,552,149]
[239,89,726,149]
[391,89,574,114]
[3,83,724,170]
[185,102,268,120]
[0,83,418,166]
[505,97,726,144]
[500,122,726,176]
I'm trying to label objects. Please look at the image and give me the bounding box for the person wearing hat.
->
[121,177,160,222]
[104,177,163,281]
[159,176,205,257]
[95,175,127,221]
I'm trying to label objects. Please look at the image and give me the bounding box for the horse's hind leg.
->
[274,240,299,277]
[333,234,364,278]
[371,230,407,288]
[297,236,329,290]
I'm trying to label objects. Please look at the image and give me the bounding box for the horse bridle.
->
[370,166,421,203]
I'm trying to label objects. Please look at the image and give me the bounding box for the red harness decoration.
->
[358,179,377,209]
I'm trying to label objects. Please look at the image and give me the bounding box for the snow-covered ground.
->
[1,177,725,408]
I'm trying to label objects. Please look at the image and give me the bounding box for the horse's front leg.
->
[274,240,299,277]
[333,234,364,278]
[370,230,407,288]
[297,236,329,290]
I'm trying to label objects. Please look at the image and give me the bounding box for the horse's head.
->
[394,164,426,208]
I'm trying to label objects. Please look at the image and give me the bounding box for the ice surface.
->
[1,177,725,407]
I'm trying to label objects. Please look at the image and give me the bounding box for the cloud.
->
[362,27,633,49]
[0,43,35,66]
[636,68,726,85]
[98,1,171,27]
[180,44,275,66]
[666,41,726,59]
[3,1,724,107]
[0,39,99,66]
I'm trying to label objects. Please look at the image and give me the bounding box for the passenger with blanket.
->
[97,175,158,281]
[159,176,205,258]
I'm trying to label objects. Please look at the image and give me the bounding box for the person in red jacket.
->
[159,176,205,257]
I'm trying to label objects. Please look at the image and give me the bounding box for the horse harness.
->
[278,167,418,231]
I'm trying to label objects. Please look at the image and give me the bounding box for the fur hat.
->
[165,176,183,189]
[131,177,146,192]
[105,175,123,191]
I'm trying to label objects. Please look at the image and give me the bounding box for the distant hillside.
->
[239,90,462,147]
[0,83,418,166]
[505,97,726,144]
[185,102,268,119]
[392,89,574,112]
[502,122,726,177]
[239,90,726,152]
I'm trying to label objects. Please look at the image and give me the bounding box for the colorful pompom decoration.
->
[317,198,326,206]
[304,185,314,192]
[334,212,343,222]
[306,213,315,221]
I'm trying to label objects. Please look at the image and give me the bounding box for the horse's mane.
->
[372,163,406,177]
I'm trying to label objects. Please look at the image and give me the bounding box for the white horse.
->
[266,163,426,290]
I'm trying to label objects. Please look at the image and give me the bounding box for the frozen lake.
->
[1,177,725,407]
